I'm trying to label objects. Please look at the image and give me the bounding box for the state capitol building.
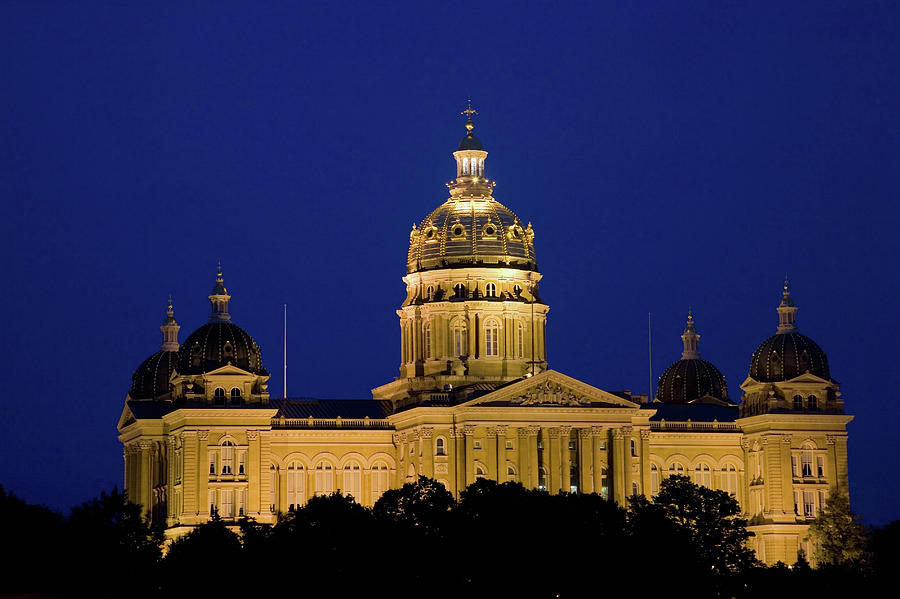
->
[118,111,852,565]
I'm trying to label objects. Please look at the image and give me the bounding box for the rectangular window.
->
[208,490,217,516]
[794,491,801,515]
[791,455,800,478]
[803,491,815,518]
[239,451,247,475]
[473,440,482,449]
[209,451,217,475]
[221,445,233,474]
[801,451,813,477]
[816,456,825,477]
[818,490,826,514]
[505,440,513,450]
[238,489,246,517]
[222,489,234,518]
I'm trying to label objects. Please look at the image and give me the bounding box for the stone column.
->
[495,425,508,481]
[464,425,476,487]
[166,437,177,524]
[486,427,499,480]
[578,428,593,493]
[422,427,434,478]
[259,432,273,516]
[453,428,465,496]
[197,431,209,517]
[391,433,401,489]
[247,430,260,516]
[639,429,651,496]
[517,428,529,485]
[181,432,197,516]
[527,426,540,489]
[560,426,572,493]
[548,427,560,493]
[612,428,626,505]
[739,439,751,511]
[592,427,604,496]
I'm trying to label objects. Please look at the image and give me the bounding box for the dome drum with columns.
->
[118,108,853,567]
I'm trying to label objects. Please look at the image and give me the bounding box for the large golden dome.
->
[406,115,536,274]
[407,197,536,274]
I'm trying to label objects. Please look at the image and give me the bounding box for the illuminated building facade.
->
[118,111,852,564]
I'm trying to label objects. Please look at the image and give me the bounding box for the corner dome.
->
[657,358,729,404]
[178,321,266,375]
[747,281,830,383]
[749,332,829,382]
[131,350,178,399]
[176,267,267,376]
[656,312,729,404]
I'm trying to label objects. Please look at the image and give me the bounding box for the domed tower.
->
[129,297,181,400]
[740,280,843,416]
[173,265,270,405]
[656,311,730,404]
[373,106,549,407]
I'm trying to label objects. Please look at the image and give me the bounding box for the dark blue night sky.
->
[1,2,897,525]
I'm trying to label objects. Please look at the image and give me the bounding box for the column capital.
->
[463,425,477,437]
[419,427,434,439]
[548,427,560,436]
[611,428,624,440]
[621,425,633,436]
[526,425,541,437]
[517,427,530,439]
[247,430,260,441]
[197,431,210,441]
[392,433,401,445]
[639,429,651,440]
[558,425,572,437]
[826,434,838,445]
[782,434,793,445]
[488,425,508,437]
[138,440,154,451]
[591,426,605,437]
[578,428,591,439]
[740,438,751,450]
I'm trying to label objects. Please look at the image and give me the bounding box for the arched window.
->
[453,283,466,299]
[287,462,305,510]
[485,282,496,297]
[452,319,468,356]
[507,464,517,482]
[807,395,818,410]
[484,319,499,356]
[221,441,234,474]
[343,461,361,499]
[669,462,685,475]
[516,321,525,358]
[475,464,486,479]
[406,464,416,481]
[632,482,639,497]
[478,158,484,175]
[793,394,803,410]
[314,462,334,496]
[513,284,522,297]
[214,388,226,405]
[435,437,446,456]
[230,388,242,405]
[694,463,711,487]
[371,461,390,500]
[650,464,660,496]
[423,321,432,360]
[425,285,434,301]
[462,156,469,175]
[722,463,738,496]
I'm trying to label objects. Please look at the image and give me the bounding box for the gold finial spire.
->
[217,261,224,284]
[167,294,174,317]
[462,99,477,132]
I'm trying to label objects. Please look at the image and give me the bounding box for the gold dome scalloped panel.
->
[407,197,536,274]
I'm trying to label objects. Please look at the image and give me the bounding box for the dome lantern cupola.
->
[209,263,231,322]
[656,311,729,404]
[160,295,180,351]
[681,309,700,359]
[776,277,798,332]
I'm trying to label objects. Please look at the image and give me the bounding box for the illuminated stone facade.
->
[118,113,852,564]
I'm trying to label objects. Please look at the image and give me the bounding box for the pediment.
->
[781,372,832,385]
[117,403,136,430]
[460,370,639,409]
[202,363,255,377]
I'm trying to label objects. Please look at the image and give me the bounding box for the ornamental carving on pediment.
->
[509,381,591,407]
